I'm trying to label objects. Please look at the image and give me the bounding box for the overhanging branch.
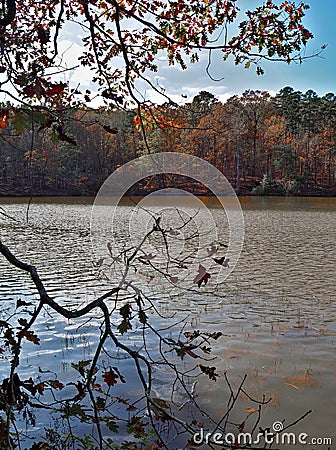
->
[0,0,16,28]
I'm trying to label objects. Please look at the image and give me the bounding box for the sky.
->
[57,1,336,105]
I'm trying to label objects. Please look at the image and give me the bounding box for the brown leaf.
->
[22,86,37,97]
[199,365,219,381]
[22,330,40,345]
[36,382,45,394]
[193,264,211,287]
[213,256,229,267]
[102,125,118,134]
[184,331,200,340]
[45,82,67,96]
[205,331,222,340]
[186,349,199,359]
[103,369,118,386]
[57,126,77,146]
[16,299,34,308]
[49,380,64,390]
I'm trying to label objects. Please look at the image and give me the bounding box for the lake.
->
[0,196,335,448]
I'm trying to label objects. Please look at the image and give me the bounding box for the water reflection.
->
[0,196,335,446]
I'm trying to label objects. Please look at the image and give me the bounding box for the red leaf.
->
[45,83,67,96]
[36,382,45,394]
[0,110,9,129]
[22,86,37,97]
[103,369,118,386]
[22,330,40,345]
[103,369,119,386]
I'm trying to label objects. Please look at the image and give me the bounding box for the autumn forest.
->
[1,86,335,197]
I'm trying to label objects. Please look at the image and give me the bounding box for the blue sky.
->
[152,1,336,102]
[58,1,335,104]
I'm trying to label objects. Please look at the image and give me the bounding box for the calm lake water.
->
[0,196,335,448]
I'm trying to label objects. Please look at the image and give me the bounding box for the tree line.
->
[0,86,335,197]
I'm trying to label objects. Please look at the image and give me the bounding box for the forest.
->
[1,86,335,197]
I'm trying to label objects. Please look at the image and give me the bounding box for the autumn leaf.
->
[21,377,37,394]
[199,365,219,381]
[56,126,77,146]
[193,264,211,287]
[0,110,9,129]
[36,382,45,394]
[184,331,200,340]
[103,369,118,386]
[16,299,34,308]
[118,319,132,334]
[213,256,229,267]
[18,317,28,327]
[45,82,67,96]
[106,419,119,432]
[205,331,223,340]
[185,349,199,359]
[151,398,169,409]
[48,380,64,390]
[102,125,118,134]
[120,303,131,319]
[71,360,92,376]
[21,330,40,345]
[245,407,258,413]
[138,310,147,324]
